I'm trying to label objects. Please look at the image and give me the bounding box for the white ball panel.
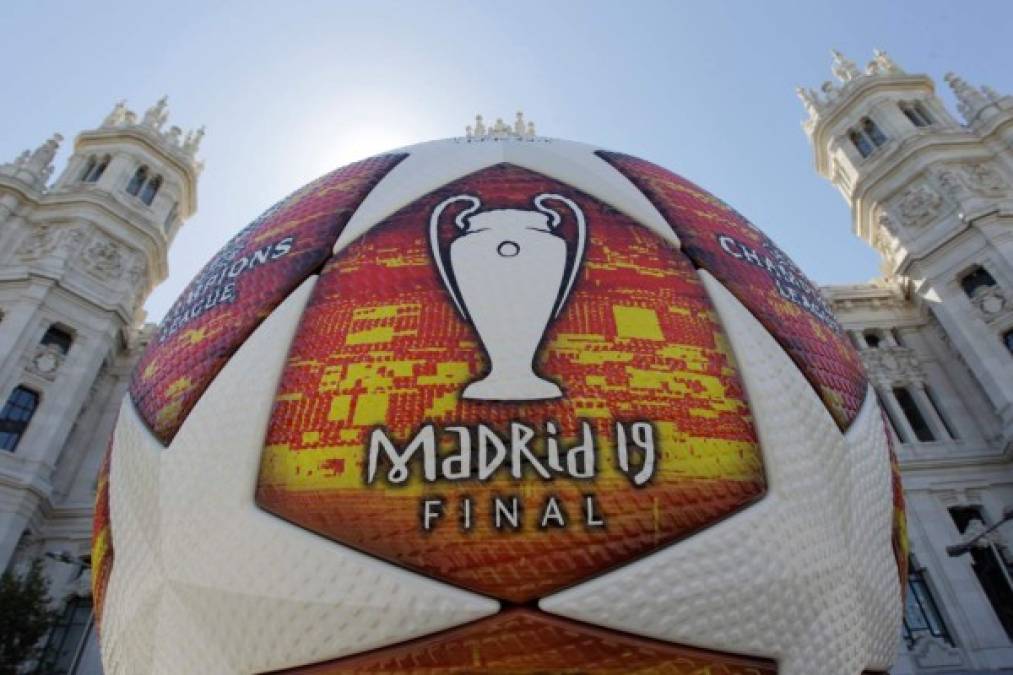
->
[336,138,678,254]
[539,270,900,675]
[103,276,498,675]
[844,390,903,669]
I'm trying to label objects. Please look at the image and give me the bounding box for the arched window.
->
[126,166,148,196]
[900,102,933,128]
[79,156,96,182]
[139,175,162,206]
[86,154,111,182]
[862,117,888,146]
[893,386,935,442]
[41,325,73,355]
[849,130,874,158]
[863,331,882,348]
[0,386,40,452]
[960,266,996,298]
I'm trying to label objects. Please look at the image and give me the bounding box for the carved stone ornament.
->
[934,167,968,199]
[859,345,925,386]
[894,186,943,228]
[83,237,125,280]
[872,214,899,261]
[58,226,87,254]
[971,286,1007,317]
[27,344,65,380]
[963,162,1007,195]
[17,226,58,260]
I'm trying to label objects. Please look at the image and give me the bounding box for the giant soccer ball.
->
[93,136,907,675]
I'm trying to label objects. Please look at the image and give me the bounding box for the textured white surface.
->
[540,271,900,675]
[101,276,498,675]
[337,137,678,253]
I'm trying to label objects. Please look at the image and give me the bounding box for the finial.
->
[142,96,170,130]
[796,86,821,116]
[871,49,903,75]
[102,100,129,128]
[2,133,65,189]
[514,111,526,136]
[183,125,205,157]
[465,112,537,141]
[945,72,990,122]
[831,49,860,83]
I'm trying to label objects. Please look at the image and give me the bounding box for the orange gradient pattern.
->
[91,440,114,634]
[274,609,778,674]
[598,151,868,430]
[256,165,765,602]
[129,153,406,444]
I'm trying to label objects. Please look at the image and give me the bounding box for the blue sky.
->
[2,1,1011,321]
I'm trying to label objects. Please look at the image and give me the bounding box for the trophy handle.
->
[533,193,586,318]
[430,194,482,319]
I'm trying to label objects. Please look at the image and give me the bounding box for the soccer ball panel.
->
[273,608,779,674]
[598,151,868,431]
[129,153,406,444]
[101,277,497,674]
[257,163,765,602]
[540,272,897,675]
[337,138,678,256]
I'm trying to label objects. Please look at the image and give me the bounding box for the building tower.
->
[801,51,1013,672]
[0,98,202,671]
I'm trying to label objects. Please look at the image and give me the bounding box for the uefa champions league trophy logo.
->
[430,193,586,401]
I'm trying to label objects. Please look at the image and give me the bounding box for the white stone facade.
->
[803,50,1013,673]
[0,98,201,674]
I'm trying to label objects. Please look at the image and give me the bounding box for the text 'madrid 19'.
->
[93,120,907,675]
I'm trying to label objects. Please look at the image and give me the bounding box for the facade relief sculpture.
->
[893,185,943,228]
[963,162,1007,195]
[860,345,927,387]
[83,236,125,280]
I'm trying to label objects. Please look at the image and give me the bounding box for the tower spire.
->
[944,72,991,123]
[831,49,860,83]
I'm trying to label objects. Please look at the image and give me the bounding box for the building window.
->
[81,154,110,183]
[848,117,887,158]
[1004,329,1013,355]
[893,386,936,442]
[900,102,934,128]
[849,130,874,158]
[864,331,882,348]
[37,596,95,674]
[0,386,40,452]
[904,558,953,647]
[126,166,148,196]
[41,325,73,355]
[79,157,96,182]
[960,266,996,298]
[139,175,162,206]
[949,506,1013,640]
[862,117,888,146]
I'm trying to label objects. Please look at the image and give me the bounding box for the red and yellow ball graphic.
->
[94,138,905,675]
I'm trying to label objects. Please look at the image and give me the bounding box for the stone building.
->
[801,50,1013,673]
[1,50,1012,675]
[0,98,202,673]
